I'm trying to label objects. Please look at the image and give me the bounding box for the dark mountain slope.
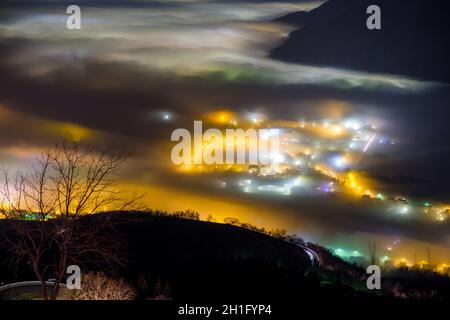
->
[274,11,309,27]
[2,212,450,301]
[271,0,450,83]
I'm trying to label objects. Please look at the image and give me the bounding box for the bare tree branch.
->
[0,141,144,300]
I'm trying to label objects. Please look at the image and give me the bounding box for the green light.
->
[424,202,430,207]
[376,193,384,200]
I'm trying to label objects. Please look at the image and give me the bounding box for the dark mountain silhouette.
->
[2,212,450,302]
[271,0,450,83]
[274,11,309,27]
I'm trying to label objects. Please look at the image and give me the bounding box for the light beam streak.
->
[363,134,377,153]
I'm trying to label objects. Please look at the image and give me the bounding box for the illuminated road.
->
[299,244,320,268]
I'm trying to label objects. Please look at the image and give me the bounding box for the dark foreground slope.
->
[271,0,450,83]
[0,212,315,301]
[115,213,314,301]
[1,212,450,302]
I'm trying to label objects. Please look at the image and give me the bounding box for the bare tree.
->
[71,272,136,300]
[0,142,143,300]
